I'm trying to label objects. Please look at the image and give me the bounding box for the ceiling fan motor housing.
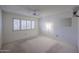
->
[73,6,79,17]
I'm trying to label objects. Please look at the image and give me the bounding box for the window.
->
[13,19,35,31]
[21,20,27,30]
[45,22,53,32]
[32,21,35,29]
[13,19,20,31]
[26,20,31,29]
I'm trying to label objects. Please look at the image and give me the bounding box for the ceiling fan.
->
[73,6,79,17]
[32,10,40,16]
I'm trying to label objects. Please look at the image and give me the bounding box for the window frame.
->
[26,20,32,30]
[31,20,35,29]
[12,18,36,32]
[12,18,21,32]
[21,20,27,31]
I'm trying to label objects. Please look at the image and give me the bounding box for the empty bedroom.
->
[0,5,79,53]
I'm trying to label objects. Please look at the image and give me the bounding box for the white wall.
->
[40,10,77,52]
[0,9,2,49]
[3,12,39,43]
[77,18,79,52]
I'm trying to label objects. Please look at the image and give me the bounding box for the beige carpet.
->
[2,35,76,53]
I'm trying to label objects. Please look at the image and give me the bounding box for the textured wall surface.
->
[0,9,2,49]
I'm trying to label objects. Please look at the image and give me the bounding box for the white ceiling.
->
[0,5,76,17]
